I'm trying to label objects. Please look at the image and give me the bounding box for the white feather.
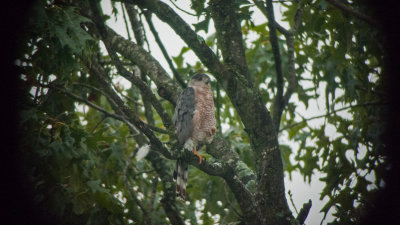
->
[136,144,150,161]
[183,138,195,152]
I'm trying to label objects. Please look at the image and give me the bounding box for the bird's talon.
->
[193,148,203,164]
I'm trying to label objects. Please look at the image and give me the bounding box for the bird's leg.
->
[192,148,203,164]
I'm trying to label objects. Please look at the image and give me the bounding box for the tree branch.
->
[76,0,181,105]
[121,2,132,41]
[52,85,125,121]
[255,0,305,132]
[296,199,312,225]
[84,54,171,155]
[52,84,169,135]
[282,1,306,116]
[209,0,252,84]
[108,45,174,131]
[89,1,175,133]
[253,0,291,36]
[264,0,285,131]
[124,3,157,128]
[125,3,145,45]
[326,0,378,26]
[206,136,257,223]
[70,82,169,134]
[168,0,197,16]
[143,11,187,88]
[127,0,229,81]
[224,181,243,219]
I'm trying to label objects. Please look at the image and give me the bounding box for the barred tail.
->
[173,159,188,199]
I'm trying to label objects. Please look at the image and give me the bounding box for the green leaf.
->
[288,121,307,139]
[193,17,210,32]
[87,180,107,193]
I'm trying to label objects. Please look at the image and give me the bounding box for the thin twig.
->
[168,0,197,16]
[72,82,144,106]
[255,0,305,131]
[279,101,386,132]
[121,2,132,41]
[124,5,159,128]
[140,13,152,52]
[292,0,305,33]
[52,85,126,121]
[144,11,187,88]
[90,3,176,129]
[90,115,107,134]
[53,85,170,134]
[84,55,173,158]
[288,190,299,214]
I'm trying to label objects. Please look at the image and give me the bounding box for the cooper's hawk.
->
[173,73,216,199]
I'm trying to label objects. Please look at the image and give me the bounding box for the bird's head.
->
[188,73,211,87]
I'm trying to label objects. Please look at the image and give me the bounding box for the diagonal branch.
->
[52,85,126,122]
[105,26,181,105]
[224,181,243,219]
[254,0,291,36]
[125,3,145,46]
[77,0,181,105]
[108,46,174,131]
[124,3,156,127]
[52,84,169,134]
[127,0,229,81]
[143,10,187,88]
[326,0,378,26]
[264,0,285,131]
[255,0,305,131]
[89,0,175,132]
[279,0,306,131]
[121,2,132,41]
[84,59,170,156]
[280,101,386,132]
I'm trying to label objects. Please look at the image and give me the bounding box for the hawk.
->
[173,73,216,199]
